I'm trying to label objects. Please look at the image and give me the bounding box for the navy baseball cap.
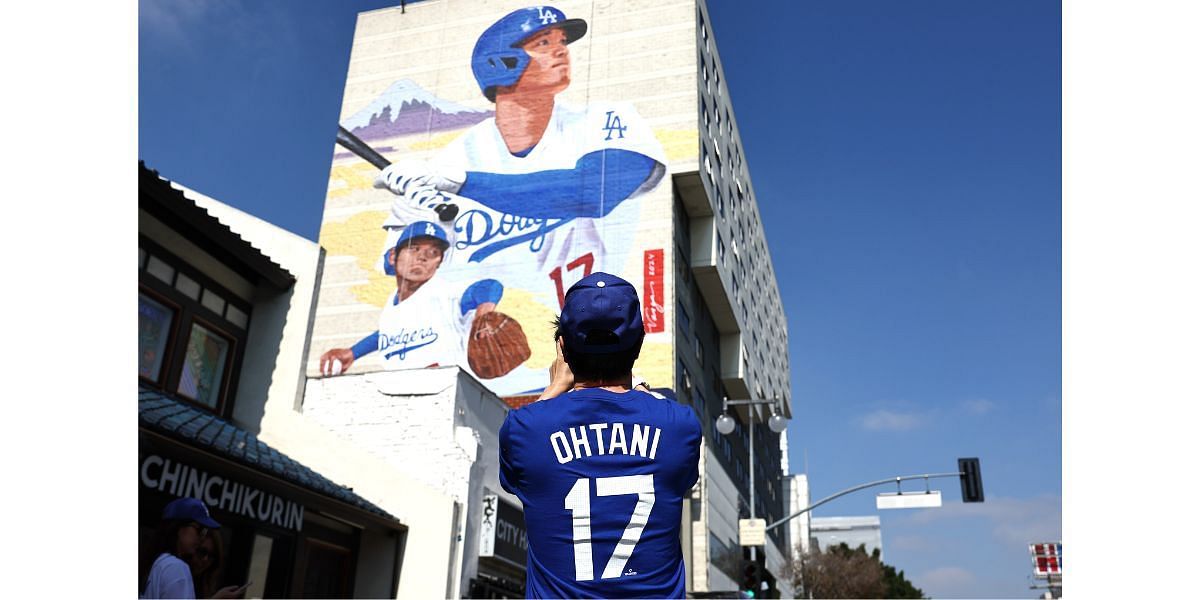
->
[162,497,221,529]
[395,220,449,250]
[384,221,450,276]
[560,272,644,354]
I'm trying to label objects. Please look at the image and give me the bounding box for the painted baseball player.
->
[319,221,504,376]
[375,5,667,304]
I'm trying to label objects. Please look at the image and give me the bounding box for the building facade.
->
[810,516,884,561]
[784,473,813,557]
[139,164,411,597]
[302,0,795,596]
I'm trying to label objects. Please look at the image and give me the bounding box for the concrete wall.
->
[182,184,324,434]
[175,185,460,599]
[302,367,519,598]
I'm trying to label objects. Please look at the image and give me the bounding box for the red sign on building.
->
[642,249,665,333]
[1029,542,1062,578]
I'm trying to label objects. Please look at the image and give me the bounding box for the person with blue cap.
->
[498,272,701,598]
[140,497,221,599]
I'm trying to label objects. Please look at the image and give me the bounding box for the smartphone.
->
[235,581,252,594]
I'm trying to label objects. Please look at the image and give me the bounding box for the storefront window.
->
[177,322,230,409]
[139,293,175,382]
[244,535,273,599]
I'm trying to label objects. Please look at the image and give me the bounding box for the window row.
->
[139,243,250,415]
[140,247,249,329]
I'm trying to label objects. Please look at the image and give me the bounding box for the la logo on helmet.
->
[538,6,558,24]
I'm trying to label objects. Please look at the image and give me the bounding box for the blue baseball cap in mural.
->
[162,497,221,529]
[383,220,451,276]
[560,272,645,354]
[395,220,450,251]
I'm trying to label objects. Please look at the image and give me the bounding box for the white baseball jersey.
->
[376,277,474,370]
[382,98,666,299]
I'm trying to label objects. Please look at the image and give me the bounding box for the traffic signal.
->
[740,558,761,597]
[958,457,985,503]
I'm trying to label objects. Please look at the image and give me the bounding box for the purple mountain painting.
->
[343,79,493,141]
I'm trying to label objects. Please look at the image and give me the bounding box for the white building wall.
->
[178,186,462,599]
[811,516,883,561]
[180,183,320,421]
[303,368,472,502]
[302,367,520,598]
[786,473,811,556]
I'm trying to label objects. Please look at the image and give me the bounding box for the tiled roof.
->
[139,161,294,290]
[139,386,397,522]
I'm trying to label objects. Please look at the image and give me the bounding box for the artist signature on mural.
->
[454,208,570,262]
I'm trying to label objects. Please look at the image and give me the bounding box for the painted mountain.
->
[343,79,493,141]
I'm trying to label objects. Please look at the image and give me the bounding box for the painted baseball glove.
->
[467,311,531,379]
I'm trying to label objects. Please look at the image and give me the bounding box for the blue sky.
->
[140,1,1061,597]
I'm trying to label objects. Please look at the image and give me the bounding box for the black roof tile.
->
[139,387,396,522]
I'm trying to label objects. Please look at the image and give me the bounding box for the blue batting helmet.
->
[471,6,587,102]
[383,221,450,276]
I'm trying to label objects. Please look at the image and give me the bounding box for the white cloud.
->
[140,0,223,39]
[905,494,1062,546]
[916,566,977,596]
[919,566,976,587]
[961,397,996,415]
[859,409,925,431]
[889,534,932,552]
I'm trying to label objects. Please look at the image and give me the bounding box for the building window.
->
[177,321,232,409]
[678,301,692,337]
[139,239,249,416]
[139,292,175,383]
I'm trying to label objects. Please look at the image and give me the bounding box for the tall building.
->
[810,516,884,561]
[301,0,794,595]
[785,473,813,556]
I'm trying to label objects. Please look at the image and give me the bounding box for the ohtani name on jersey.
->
[379,327,438,360]
[548,423,662,464]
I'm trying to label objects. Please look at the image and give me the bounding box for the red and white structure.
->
[1029,542,1063,579]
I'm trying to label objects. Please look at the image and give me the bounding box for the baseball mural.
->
[310,2,696,396]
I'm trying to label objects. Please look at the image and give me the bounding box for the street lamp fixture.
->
[716,395,788,560]
[716,412,736,435]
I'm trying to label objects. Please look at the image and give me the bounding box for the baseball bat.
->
[335,125,459,223]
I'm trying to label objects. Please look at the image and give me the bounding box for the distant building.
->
[784,474,813,556]
[810,516,884,561]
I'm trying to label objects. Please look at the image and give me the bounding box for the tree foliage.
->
[793,543,924,599]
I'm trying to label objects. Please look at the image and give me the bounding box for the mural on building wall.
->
[312,3,689,396]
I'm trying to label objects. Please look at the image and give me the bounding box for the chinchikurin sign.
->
[140,454,304,532]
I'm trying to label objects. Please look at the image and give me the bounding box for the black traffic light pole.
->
[764,458,984,533]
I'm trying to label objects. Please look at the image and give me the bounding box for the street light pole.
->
[749,405,756,561]
[719,396,788,562]
[764,470,972,532]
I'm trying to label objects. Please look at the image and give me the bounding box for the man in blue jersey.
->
[499,272,701,598]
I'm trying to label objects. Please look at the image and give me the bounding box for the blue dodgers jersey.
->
[499,388,702,599]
